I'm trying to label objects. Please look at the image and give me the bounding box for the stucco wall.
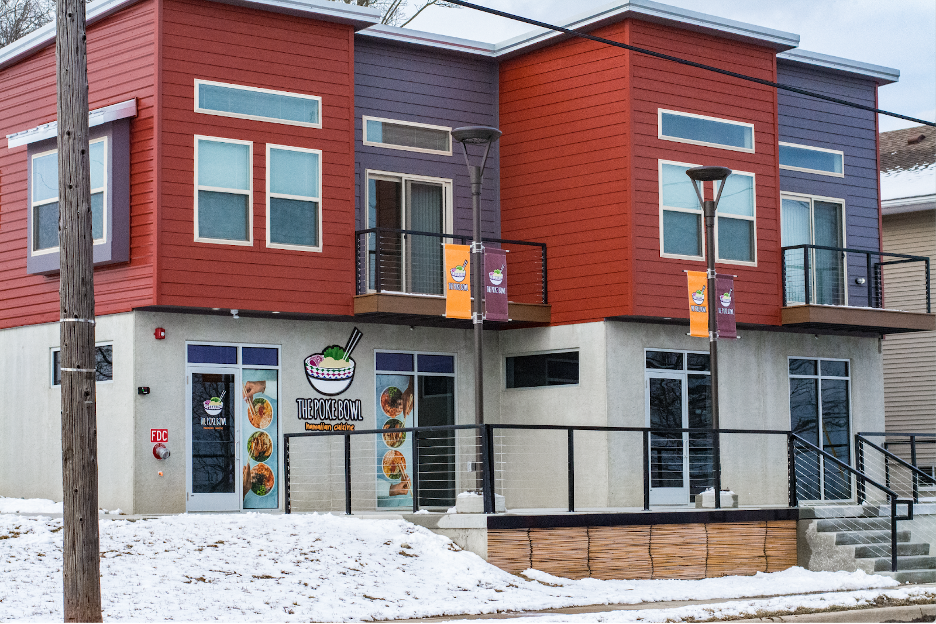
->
[0,313,136,511]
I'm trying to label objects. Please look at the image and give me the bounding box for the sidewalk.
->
[391,583,936,623]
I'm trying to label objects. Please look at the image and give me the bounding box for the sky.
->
[407,0,936,132]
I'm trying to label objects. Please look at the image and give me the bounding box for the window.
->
[659,109,754,153]
[266,145,322,251]
[506,351,579,388]
[195,80,321,128]
[660,161,703,259]
[13,99,135,275]
[52,344,113,386]
[789,357,851,501]
[195,136,252,245]
[714,171,756,264]
[779,142,844,177]
[366,171,453,294]
[363,117,452,155]
[781,193,846,306]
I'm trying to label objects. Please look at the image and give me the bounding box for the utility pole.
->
[56,0,102,616]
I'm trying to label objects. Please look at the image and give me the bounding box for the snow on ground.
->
[0,504,908,622]
[0,497,63,514]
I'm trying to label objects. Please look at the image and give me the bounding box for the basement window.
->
[52,344,114,387]
[506,351,579,388]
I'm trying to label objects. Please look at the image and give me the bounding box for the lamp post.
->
[686,165,732,509]
[451,126,502,431]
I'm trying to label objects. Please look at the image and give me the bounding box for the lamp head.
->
[685,166,732,183]
[451,126,502,145]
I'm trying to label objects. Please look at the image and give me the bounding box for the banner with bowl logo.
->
[716,274,737,339]
[242,369,278,509]
[375,374,414,508]
[444,244,471,319]
[687,270,708,338]
[484,248,508,322]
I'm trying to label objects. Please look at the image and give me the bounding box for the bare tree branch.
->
[329,0,456,28]
[0,0,54,47]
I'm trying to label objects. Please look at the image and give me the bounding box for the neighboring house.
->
[0,0,932,524]
[881,127,936,474]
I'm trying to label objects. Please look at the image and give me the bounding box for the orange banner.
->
[444,244,471,319]
[687,271,708,338]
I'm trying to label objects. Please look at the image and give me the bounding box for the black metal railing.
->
[858,432,936,504]
[355,228,548,305]
[781,244,931,312]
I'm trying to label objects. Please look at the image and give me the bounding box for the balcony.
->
[353,228,550,325]
[781,245,935,333]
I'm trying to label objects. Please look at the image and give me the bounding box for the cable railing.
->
[781,244,931,312]
[354,228,548,305]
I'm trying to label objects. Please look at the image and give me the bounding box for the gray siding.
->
[777,61,881,306]
[353,37,500,239]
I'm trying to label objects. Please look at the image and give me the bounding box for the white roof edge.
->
[882,195,936,216]
[357,24,496,57]
[7,98,138,148]
[778,49,899,85]
[0,0,380,72]
[493,0,799,58]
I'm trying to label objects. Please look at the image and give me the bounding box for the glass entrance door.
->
[645,351,713,505]
[782,196,846,306]
[187,368,241,511]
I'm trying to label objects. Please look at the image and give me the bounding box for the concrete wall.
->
[0,313,136,511]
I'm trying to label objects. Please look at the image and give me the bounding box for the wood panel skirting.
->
[487,520,797,579]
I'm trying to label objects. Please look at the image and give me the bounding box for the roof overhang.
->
[777,49,899,85]
[0,0,380,72]
[882,194,936,216]
[6,98,137,148]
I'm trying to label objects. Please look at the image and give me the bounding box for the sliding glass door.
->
[781,195,846,306]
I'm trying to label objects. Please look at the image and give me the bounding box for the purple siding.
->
[353,37,500,238]
[777,60,881,305]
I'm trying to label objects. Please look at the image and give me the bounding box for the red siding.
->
[500,19,782,327]
[157,0,356,315]
[499,22,632,326]
[0,0,157,330]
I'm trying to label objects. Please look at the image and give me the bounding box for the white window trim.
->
[780,191,849,305]
[362,116,453,156]
[194,79,322,129]
[658,108,755,154]
[779,141,845,178]
[714,169,758,267]
[51,341,114,388]
[31,137,108,255]
[659,159,705,261]
[265,144,323,253]
[194,135,254,247]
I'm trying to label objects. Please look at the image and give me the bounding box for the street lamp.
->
[686,165,732,509]
[452,125,502,431]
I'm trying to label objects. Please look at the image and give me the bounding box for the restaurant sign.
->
[298,328,365,431]
[444,244,471,319]
[484,248,508,322]
[687,271,738,339]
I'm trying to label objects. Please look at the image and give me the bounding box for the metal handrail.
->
[780,244,931,312]
[857,434,936,504]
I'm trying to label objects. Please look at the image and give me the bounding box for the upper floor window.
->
[659,109,754,153]
[363,117,452,155]
[195,79,321,128]
[266,144,322,252]
[779,142,844,177]
[31,138,107,253]
[659,161,757,264]
[195,136,252,246]
[8,99,137,275]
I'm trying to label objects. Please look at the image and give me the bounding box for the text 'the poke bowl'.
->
[304,354,355,396]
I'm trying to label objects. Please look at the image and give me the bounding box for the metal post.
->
[925,258,931,313]
[804,246,812,305]
[344,433,352,516]
[891,496,898,572]
[703,199,722,508]
[856,435,866,504]
[567,428,575,513]
[642,429,651,511]
[285,437,291,514]
[788,435,799,508]
[482,425,495,514]
[541,245,548,304]
[866,253,874,307]
[412,429,421,513]
[374,227,382,293]
[471,165,484,432]
[911,436,919,504]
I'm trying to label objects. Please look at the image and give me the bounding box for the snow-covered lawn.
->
[0,501,921,622]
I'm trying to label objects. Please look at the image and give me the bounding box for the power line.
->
[444,0,936,129]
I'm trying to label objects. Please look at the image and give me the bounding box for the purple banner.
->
[716,274,737,339]
[484,248,508,322]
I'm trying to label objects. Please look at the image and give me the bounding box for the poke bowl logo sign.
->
[298,328,364,431]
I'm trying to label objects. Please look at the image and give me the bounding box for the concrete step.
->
[873,556,936,572]
[836,530,912,545]
[854,542,930,558]
[879,569,936,584]
[817,517,893,532]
